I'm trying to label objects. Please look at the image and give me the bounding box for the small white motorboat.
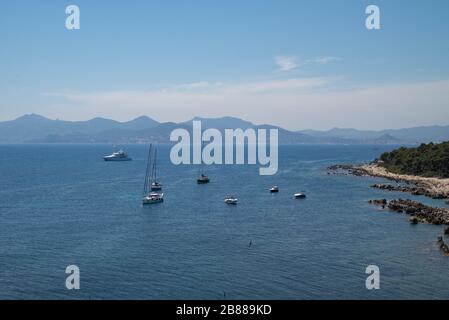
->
[224,195,238,205]
[270,186,279,193]
[103,150,132,161]
[294,192,306,199]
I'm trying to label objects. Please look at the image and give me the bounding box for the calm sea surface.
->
[1,144,449,299]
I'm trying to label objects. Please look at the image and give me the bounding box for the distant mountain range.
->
[0,114,448,145]
[299,126,449,144]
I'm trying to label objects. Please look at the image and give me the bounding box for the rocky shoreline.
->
[370,183,440,198]
[329,163,449,255]
[328,163,449,199]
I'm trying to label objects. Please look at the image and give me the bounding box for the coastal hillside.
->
[0,114,318,144]
[379,141,449,178]
[2,114,449,144]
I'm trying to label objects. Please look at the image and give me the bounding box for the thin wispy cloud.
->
[171,81,219,91]
[274,55,341,71]
[51,77,331,100]
[274,56,299,71]
[311,56,341,65]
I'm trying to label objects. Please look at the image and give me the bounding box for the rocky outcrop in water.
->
[444,226,449,235]
[409,216,419,224]
[368,199,387,206]
[437,237,449,256]
[368,198,449,254]
[368,198,449,225]
[370,183,431,197]
[387,199,449,225]
[327,164,370,177]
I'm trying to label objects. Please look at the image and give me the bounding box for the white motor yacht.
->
[104,150,132,161]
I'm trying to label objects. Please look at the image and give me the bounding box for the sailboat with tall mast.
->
[197,142,210,184]
[150,147,163,191]
[143,144,164,204]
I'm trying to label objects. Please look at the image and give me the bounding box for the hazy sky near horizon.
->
[1,0,449,130]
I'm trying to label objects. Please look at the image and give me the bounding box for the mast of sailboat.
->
[143,144,152,196]
[153,147,157,182]
[199,141,204,176]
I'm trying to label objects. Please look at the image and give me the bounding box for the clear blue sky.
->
[1,0,448,130]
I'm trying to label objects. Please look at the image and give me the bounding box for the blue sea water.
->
[1,144,449,300]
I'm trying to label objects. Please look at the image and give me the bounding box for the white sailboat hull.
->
[143,193,164,204]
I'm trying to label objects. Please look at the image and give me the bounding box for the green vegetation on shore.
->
[379,141,449,178]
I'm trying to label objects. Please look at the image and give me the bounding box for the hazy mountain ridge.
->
[300,125,449,144]
[0,114,447,144]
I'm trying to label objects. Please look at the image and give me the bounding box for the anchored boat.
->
[197,173,210,184]
[224,195,238,205]
[197,142,210,184]
[151,181,162,191]
[294,192,306,199]
[143,144,164,205]
[150,147,163,191]
[143,192,164,204]
[104,150,132,161]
